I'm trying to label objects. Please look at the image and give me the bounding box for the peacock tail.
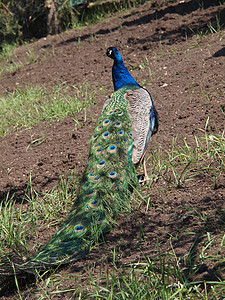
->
[16,47,158,271]
[18,85,140,270]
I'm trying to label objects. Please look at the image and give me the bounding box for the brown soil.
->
[0,0,224,298]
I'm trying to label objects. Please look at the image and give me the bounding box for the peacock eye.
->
[95,216,103,224]
[103,131,109,139]
[108,145,117,153]
[103,119,110,126]
[94,176,100,181]
[87,189,95,196]
[109,171,117,178]
[97,160,105,168]
[90,199,99,207]
[75,225,84,232]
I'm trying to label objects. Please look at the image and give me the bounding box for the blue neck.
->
[112,60,140,91]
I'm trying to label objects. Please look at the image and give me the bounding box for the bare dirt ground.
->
[0,0,224,298]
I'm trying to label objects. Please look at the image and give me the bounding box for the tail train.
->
[17,47,158,271]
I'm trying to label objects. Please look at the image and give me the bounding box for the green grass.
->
[0,43,40,76]
[86,248,225,299]
[0,42,57,77]
[0,42,20,62]
[62,0,142,30]
[187,11,224,40]
[144,123,224,190]
[0,82,97,136]
[0,120,224,298]
[0,171,77,274]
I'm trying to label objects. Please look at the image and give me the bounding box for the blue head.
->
[106,47,140,91]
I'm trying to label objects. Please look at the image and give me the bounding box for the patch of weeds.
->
[0,82,97,136]
[176,204,225,294]
[0,58,23,76]
[79,242,224,299]
[73,37,81,52]
[144,121,224,189]
[0,194,31,251]
[40,45,56,59]
[0,46,40,76]
[187,12,224,40]
[25,49,39,64]
[191,81,225,105]
[188,26,208,39]
[90,33,98,42]
[0,170,78,284]
[198,118,225,169]
[0,42,20,62]
[131,56,156,86]
[165,137,197,188]
[152,46,183,60]
[60,0,142,31]
[26,132,49,151]
[144,137,198,189]
[0,161,12,176]
[208,13,224,37]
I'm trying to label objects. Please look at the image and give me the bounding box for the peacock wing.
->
[125,88,158,165]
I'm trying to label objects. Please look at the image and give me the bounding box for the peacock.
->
[17,47,158,271]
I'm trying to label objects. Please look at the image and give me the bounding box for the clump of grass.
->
[187,12,224,40]
[61,0,142,31]
[26,239,225,299]
[0,43,40,76]
[0,42,20,62]
[0,82,97,136]
[0,170,78,280]
[208,13,224,37]
[0,43,58,77]
[142,120,224,190]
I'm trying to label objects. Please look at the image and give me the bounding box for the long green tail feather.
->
[18,85,140,270]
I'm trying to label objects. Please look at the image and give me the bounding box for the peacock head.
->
[106,47,123,62]
[106,47,139,90]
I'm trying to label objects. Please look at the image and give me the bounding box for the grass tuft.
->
[143,122,224,190]
[0,82,97,136]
